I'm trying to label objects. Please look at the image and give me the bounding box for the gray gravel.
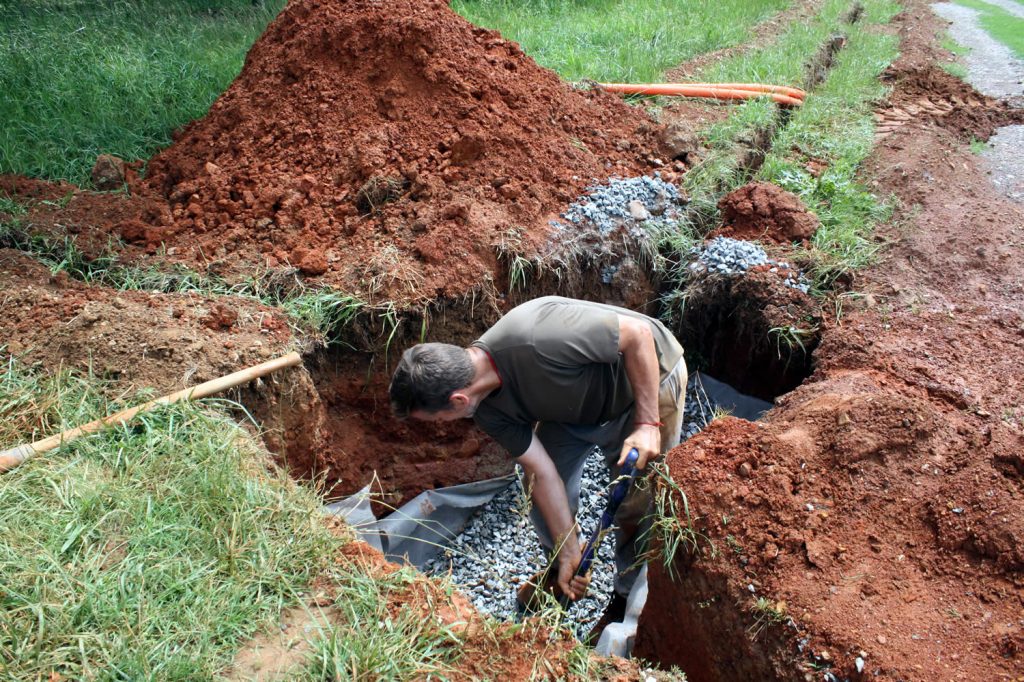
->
[932,3,1024,99]
[424,448,616,633]
[425,376,723,635]
[553,173,683,236]
[690,236,811,293]
[981,125,1024,204]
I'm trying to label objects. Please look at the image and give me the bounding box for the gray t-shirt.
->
[471,296,683,457]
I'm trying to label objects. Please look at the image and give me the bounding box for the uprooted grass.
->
[642,462,717,580]
[0,357,340,679]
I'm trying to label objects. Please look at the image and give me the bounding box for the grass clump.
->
[0,0,285,184]
[452,0,791,83]
[748,597,789,639]
[0,356,342,680]
[643,462,716,579]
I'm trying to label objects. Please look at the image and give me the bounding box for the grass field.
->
[453,0,791,82]
[0,0,286,184]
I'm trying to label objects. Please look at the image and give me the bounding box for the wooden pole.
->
[0,351,303,473]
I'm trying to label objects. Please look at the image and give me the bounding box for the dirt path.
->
[636,1,1024,678]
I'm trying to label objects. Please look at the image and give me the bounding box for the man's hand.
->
[619,423,661,469]
[517,434,591,600]
[556,543,591,601]
[616,314,662,470]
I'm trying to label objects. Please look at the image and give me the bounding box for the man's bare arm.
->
[617,314,662,468]
[517,434,589,600]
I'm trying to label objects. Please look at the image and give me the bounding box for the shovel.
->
[516,448,641,613]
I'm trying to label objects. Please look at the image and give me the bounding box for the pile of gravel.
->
[553,174,683,235]
[424,449,616,633]
[691,236,811,293]
[425,376,722,635]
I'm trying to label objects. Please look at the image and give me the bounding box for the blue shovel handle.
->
[559,448,640,608]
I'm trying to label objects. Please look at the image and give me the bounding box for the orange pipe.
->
[598,83,803,107]
[685,82,806,100]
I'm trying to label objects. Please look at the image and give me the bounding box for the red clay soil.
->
[635,4,1024,679]
[2,0,671,306]
[0,248,294,391]
[713,181,820,244]
[875,62,1024,144]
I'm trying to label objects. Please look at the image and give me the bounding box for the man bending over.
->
[389,296,686,625]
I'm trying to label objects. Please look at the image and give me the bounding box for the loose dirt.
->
[3,0,671,307]
[713,181,820,244]
[3,0,1024,677]
[635,2,1024,679]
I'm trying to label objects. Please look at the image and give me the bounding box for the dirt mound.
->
[713,181,819,244]
[0,249,294,389]
[117,0,664,302]
[876,64,1024,142]
[635,373,1022,679]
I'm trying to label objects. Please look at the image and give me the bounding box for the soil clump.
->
[636,3,1024,678]
[713,181,819,243]
[875,63,1024,143]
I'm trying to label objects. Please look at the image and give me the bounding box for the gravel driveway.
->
[932,1,1024,203]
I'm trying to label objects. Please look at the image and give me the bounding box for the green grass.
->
[0,355,542,680]
[941,60,970,80]
[663,0,875,236]
[941,33,971,56]
[969,137,989,154]
[0,0,286,184]
[452,0,792,83]
[656,0,900,293]
[757,2,900,290]
[953,0,1024,59]
[0,357,341,680]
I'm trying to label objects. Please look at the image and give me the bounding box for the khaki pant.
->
[530,354,687,596]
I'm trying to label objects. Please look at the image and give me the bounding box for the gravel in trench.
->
[424,374,722,634]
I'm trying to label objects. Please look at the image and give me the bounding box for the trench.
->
[1,2,857,665]
[228,12,852,665]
